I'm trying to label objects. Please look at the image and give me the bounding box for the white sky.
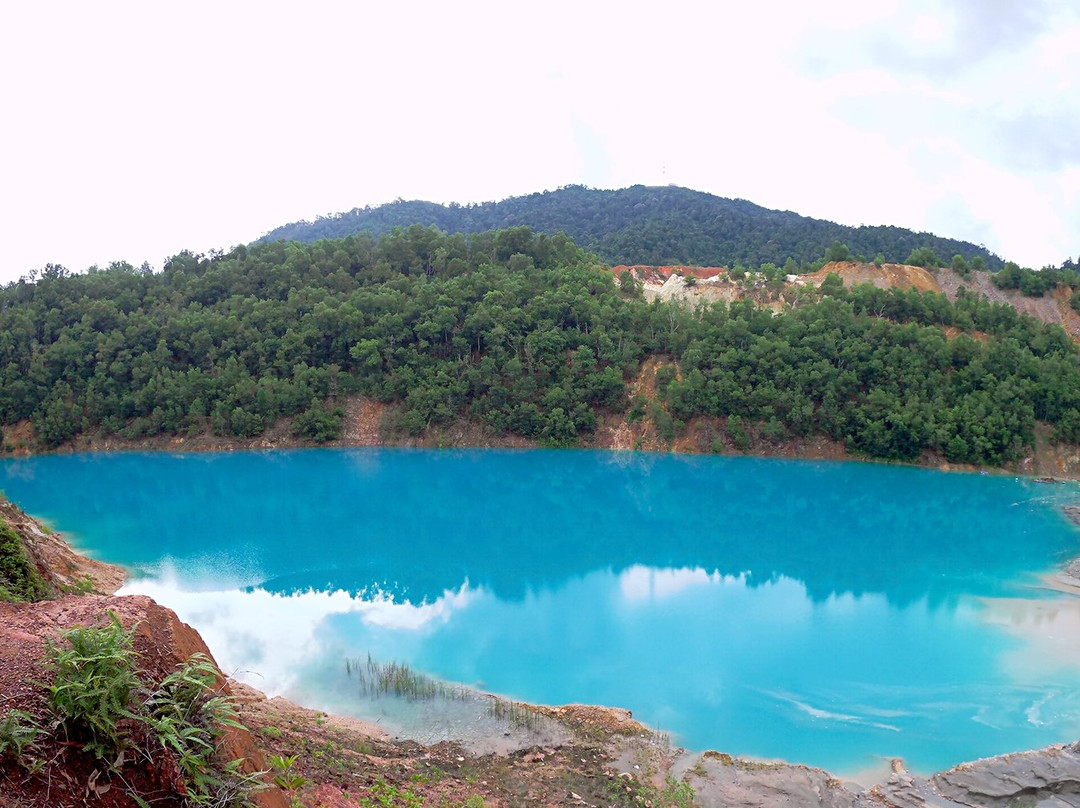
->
[2,0,1079,284]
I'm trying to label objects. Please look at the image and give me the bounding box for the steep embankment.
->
[937,268,1080,345]
[0,500,288,807]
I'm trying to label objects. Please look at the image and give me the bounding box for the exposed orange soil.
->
[801,261,941,293]
[342,397,384,444]
[1054,284,1080,345]
[595,357,674,452]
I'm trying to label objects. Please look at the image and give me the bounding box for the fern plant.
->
[0,709,41,766]
[143,652,251,805]
[46,611,140,759]
[44,611,265,807]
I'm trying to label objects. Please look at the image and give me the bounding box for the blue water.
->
[3,449,1080,775]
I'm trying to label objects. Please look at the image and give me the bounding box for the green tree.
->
[291,400,344,443]
[824,240,851,263]
[906,246,939,268]
[819,273,846,297]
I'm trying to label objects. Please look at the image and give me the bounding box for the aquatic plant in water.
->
[345,655,547,731]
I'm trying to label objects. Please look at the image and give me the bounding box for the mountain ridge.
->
[256,184,1005,270]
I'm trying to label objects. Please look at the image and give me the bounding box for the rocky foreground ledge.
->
[3,504,1080,807]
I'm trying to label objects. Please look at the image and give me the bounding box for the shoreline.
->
[5,392,1080,483]
[3,436,1070,486]
[8,470,1080,805]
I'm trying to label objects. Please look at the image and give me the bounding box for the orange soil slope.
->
[800,261,941,293]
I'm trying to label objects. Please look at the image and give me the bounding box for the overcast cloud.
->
[1,1,1078,284]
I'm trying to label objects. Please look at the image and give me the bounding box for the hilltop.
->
[256,185,1004,271]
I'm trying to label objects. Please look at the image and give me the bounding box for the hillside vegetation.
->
[258,185,1004,271]
[0,513,50,602]
[2,226,1079,467]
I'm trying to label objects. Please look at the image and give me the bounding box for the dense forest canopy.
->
[257,185,1005,272]
[1,225,1078,466]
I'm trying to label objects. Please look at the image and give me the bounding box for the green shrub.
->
[0,518,51,603]
[907,246,942,268]
[47,612,140,759]
[654,365,677,393]
[46,613,264,806]
[726,416,751,451]
[229,407,265,438]
[269,753,308,792]
[653,408,676,442]
[359,778,423,808]
[143,653,253,804]
[657,775,696,807]
[761,417,787,444]
[291,400,344,443]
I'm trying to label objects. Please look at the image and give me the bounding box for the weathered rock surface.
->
[664,745,1080,808]
[681,752,861,807]
[848,746,1080,808]
[932,743,1080,807]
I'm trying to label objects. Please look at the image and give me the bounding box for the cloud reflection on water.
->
[120,572,479,695]
[117,561,1080,776]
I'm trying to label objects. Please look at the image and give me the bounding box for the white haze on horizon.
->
[2,1,1080,283]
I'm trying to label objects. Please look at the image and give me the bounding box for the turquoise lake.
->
[4,449,1080,776]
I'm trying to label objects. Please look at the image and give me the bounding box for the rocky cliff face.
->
[869,745,1080,807]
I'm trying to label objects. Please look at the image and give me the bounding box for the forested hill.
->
[257,185,1003,270]
[1,227,1077,468]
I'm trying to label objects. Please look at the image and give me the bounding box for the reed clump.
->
[345,655,551,733]
[346,654,469,701]
[484,696,544,732]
